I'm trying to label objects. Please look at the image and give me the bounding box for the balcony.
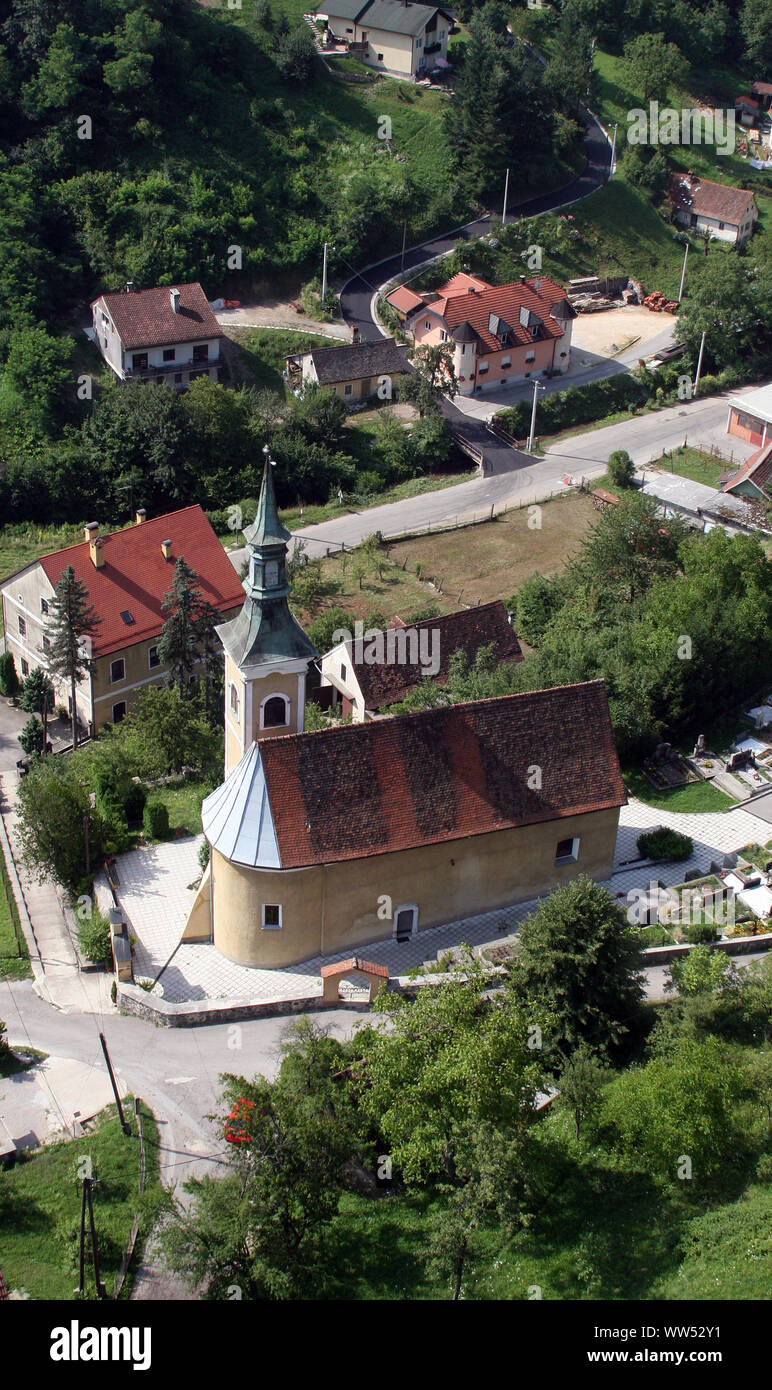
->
[123,355,213,380]
[423,41,442,54]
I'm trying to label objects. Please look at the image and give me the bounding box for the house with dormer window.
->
[90,281,224,389]
[392,272,576,394]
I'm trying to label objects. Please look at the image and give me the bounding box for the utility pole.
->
[694,330,707,397]
[678,243,689,302]
[401,219,407,273]
[527,379,540,453]
[321,241,330,301]
[76,1177,106,1299]
[501,168,510,227]
[99,1033,132,1137]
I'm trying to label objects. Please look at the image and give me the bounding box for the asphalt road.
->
[338,102,612,345]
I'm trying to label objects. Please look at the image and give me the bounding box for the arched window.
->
[262,694,289,729]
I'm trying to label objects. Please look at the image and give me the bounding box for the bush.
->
[198,840,211,872]
[77,909,112,966]
[124,781,147,828]
[607,450,636,488]
[143,801,169,840]
[637,828,693,862]
[685,924,720,944]
[0,651,19,697]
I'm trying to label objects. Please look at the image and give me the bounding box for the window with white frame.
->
[262,694,289,729]
[501,355,511,367]
[148,645,160,668]
[110,657,125,683]
[526,350,536,363]
[18,616,26,637]
[112,701,127,724]
[230,683,239,715]
[40,598,49,615]
[21,658,29,677]
[344,383,353,396]
[479,361,489,373]
[262,904,282,930]
[555,836,580,864]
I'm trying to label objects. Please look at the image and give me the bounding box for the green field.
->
[328,1103,771,1300]
[650,446,732,489]
[0,1100,162,1301]
[624,768,737,813]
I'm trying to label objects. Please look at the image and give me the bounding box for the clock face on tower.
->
[264,560,279,587]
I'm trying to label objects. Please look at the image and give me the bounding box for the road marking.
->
[163,1076,198,1085]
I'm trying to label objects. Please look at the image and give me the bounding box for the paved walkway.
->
[106,794,772,1008]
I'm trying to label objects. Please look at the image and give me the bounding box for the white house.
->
[318,0,454,80]
[90,281,224,389]
[666,173,758,248]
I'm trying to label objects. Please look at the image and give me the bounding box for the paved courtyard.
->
[104,794,772,1007]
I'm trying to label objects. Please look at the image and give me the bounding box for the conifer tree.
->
[44,565,101,750]
[158,556,221,702]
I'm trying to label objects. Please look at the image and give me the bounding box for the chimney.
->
[83,521,99,542]
[170,288,180,314]
[125,281,134,293]
[135,508,147,525]
[161,538,173,561]
[90,538,104,569]
[519,274,526,284]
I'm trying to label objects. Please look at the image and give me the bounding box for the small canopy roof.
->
[202,743,280,869]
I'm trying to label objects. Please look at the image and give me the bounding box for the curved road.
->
[338,98,612,477]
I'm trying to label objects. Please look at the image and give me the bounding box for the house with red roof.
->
[393,272,576,395]
[0,506,244,736]
[90,281,224,389]
[721,442,772,501]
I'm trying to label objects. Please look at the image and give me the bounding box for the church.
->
[184,461,627,969]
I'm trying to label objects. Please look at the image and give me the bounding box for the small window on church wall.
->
[230,683,239,715]
[262,904,282,930]
[263,695,288,728]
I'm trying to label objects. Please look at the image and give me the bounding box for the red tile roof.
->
[259,680,626,868]
[37,507,245,657]
[320,957,389,979]
[92,282,223,350]
[386,285,425,315]
[437,276,569,353]
[346,600,522,711]
[666,174,758,228]
[722,442,772,494]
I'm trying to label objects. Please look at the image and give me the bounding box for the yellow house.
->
[285,337,409,407]
[318,0,455,80]
[0,507,244,736]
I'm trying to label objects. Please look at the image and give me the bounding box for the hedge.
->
[637,827,694,863]
[143,801,170,841]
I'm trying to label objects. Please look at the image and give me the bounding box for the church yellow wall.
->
[250,670,303,742]
[210,805,621,968]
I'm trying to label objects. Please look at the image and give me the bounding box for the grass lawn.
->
[0,1099,162,1301]
[328,1103,771,1299]
[228,327,334,394]
[298,490,597,623]
[650,446,731,489]
[624,768,737,813]
[143,778,210,839]
[0,841,30,982]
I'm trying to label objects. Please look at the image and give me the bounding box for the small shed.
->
[320,956,389,1003]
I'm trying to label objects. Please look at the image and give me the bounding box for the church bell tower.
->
[217,454,318,775]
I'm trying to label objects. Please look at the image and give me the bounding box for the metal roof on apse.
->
[202,743,281,869]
